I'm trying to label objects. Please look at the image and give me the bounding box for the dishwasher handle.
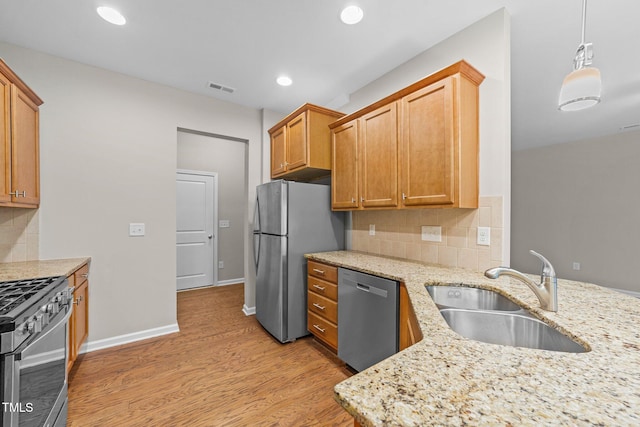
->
[356,282,388,298]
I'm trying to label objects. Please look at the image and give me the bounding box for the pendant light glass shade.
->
[558,66,601,111]
[558,0,601,111]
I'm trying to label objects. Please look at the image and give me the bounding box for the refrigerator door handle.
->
[253,233,261,272]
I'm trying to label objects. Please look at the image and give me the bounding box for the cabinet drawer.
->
[307,276,338,301]
[307,260,337,283]
[307,311,338,350]
[308,292,338,323]
[74,263,89,286]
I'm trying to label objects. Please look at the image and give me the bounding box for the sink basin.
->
[425,285,521,311]
[439,308,587,353]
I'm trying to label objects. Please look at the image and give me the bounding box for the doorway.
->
[176,170,218,290]
[176,128,248,289]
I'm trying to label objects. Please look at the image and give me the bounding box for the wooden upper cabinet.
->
[400,77,454,207]
[0,70,10,204]
[285,111,307,171]
[0,59,43,208]
[331,119,359,209]
[270,126,287,176]
[360,103,398,208]
[329,60,483,211]
[268,103,344,181]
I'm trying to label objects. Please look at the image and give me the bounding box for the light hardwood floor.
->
[67,284,354,426]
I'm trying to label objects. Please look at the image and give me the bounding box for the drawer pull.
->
[312,268,325,276]
[312,302,325,311]
[312,324,326,333]
[81,273,89,278]
[73,295,83,305]
[312,284,326,292]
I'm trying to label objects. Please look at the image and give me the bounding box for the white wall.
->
[512,129,640,293]
[0,42,262,344]
[340,9,512,264]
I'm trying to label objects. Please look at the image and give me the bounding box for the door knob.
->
[208,234,213,239]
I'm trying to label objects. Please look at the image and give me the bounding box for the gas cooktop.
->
[0,276,66,320]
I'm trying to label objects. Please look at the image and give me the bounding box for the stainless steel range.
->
[0,276,74,427]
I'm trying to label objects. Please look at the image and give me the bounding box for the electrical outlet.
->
[573,262,581,271]
[218,261,224,269]
[369,224,375,236]
[421,226,442,242]
[129,223,145,237]
[477,227,491,246]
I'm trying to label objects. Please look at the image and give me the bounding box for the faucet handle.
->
[529,250,556,278]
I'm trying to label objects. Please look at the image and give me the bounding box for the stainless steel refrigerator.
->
[253,180,345,343]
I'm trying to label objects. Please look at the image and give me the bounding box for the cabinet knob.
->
[402,193,407,201]
[351,197,356,203]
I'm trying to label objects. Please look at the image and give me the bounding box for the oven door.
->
[2,306,72,427]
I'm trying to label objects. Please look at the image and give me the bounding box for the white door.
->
[176,171,217,290]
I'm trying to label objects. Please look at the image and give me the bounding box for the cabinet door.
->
[331,120,359,209]
[360,103,398,208]
[10,85,39,206]
[270,125,287,177]
[0,72,10,203]
[285,111,307,171]
[71,280,89,361]
[400,77,454,206]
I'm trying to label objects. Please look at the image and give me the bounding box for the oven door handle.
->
[14,305,74,357]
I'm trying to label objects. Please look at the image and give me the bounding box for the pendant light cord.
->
[580,0,587,45]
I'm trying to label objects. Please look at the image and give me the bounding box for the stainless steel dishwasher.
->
[338,268,398,372]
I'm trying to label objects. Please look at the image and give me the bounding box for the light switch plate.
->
[421,226,442,242]
[219,220,230,228]
[477,227,490,246]
[129,223,145,237]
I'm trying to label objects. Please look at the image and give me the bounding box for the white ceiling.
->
[0,0,638,151]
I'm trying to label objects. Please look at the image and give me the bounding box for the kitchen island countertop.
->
[0,257,91,281]
[305,250,640,426]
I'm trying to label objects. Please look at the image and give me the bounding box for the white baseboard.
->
[243,304,255,316]
[80,323,180,355]
[217,278,244,286]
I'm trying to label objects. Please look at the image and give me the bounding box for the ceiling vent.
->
[207,81,235,94]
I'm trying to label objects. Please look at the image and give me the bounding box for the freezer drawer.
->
[338,268,398,372]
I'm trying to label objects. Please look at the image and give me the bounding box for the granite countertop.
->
[0,257,91,281]
[305,251,640,426]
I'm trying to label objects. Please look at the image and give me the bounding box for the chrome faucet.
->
[484,250,558,312]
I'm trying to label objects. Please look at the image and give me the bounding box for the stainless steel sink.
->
[425,285,521,311]
[439,308,587,353]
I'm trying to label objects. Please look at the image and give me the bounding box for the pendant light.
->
[558,0,601,111]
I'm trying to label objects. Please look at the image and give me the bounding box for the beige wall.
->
[345,9,511,268]
[0,41,263,344]
[512,129,640,293]
[177,130,246,284]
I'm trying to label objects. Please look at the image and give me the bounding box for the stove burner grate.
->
[0,277,60,317]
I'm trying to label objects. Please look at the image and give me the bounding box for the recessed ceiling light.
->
[276,76,293,87]
[97,6,126,25]
[340,5,364,25]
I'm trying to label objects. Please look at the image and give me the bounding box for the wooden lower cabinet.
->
[399,283,423,350]
[67,262,90,374]
[307,260,339,352]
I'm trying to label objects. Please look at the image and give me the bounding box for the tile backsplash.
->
[0,208,39,263]
[351,196,503,272]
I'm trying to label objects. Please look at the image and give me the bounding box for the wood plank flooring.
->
[67,284,354,426]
